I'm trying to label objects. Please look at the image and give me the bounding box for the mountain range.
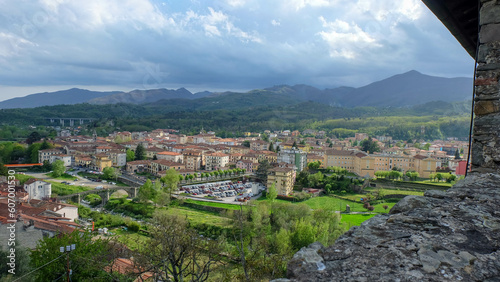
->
[0,70,472,109]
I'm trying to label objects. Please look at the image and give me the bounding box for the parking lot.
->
[180,180,265,203]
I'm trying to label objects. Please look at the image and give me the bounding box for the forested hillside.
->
[0,99,471,141]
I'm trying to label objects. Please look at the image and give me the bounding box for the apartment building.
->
[277,149,307,171]
[205,152,229,171]
[267,167,296,196]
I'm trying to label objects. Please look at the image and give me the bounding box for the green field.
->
[414,180,453,187]
[14,174,34,184]
[113,229,150,250]
[48,181,93,196]
[183,198,241,210]
[341,214,377,230]
[47,172,75,180]
[164,207,232,227]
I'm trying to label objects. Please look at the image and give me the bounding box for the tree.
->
[267,183,278,202]
[361,137,380,153]
[268,142,274,151]
[307,161,321,170]
[136,211,223,282]
[30,230,123,281]
[135,143,146,160]
[454,149,461,160]
[161,168,180,199]
[242,140,250,147]
[51,160,65,178]
[102,167,120,180]
[39,140,52,150]
[25,143,42,163]
[435,173,443,182]
[0,163,8,176]
[0,245,32,280]
[292,141,297,148]
[256,159,272,182]
[26,131,41,145]
[138,179,156,203]
[126,149,135,162]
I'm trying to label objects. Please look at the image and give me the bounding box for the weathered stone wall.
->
[472,0,500,173]
[283,174,500,281]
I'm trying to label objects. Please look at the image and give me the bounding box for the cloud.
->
[318,17,381,59]
[0,0,473,101]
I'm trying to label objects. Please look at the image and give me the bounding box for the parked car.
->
[96,185,104,189]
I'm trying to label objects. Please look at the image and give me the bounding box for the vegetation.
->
[0,99,470,139]
[30,230,128,281]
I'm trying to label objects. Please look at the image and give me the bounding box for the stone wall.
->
[283,174,500,281]
[472,0,500,173]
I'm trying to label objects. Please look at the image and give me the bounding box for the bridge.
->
[46,117,96,127]
[56,186,139,205]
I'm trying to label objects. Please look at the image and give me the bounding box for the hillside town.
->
[0,127,470,279]
[35,128,468,195]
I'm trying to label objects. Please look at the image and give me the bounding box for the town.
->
[0,126,468,280]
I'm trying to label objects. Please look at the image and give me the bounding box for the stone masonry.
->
[472,0,500,173]
[284,174,500,281]
[280,1,500,281]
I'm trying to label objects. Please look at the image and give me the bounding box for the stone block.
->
[475,77,498,86]
[475,84,499,97]
[474,100,500,115]
[480,2,500,25]
[471,142,484,167]
[480,24,500,43]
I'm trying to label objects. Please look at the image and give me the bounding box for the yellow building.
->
[92,153,112,171]
[325,149,356,170]
[306,153,324,168]
[267,167,295,196]
[325,150,438,178]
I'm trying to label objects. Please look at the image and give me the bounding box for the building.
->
[236,159,254,172]
[150,160,185,175]
[38,149,64,163]
[23,179,51,201]
[91,153,113,171]
[107,150,127,167]
[126,160,151,173]
[325,150,356,170]
[157,151,183,163]
[49,154,73,167]
[183,151,202,171]
[250,140,269,151]
[306,153,324,168]
[267,167,296,196]
[205,152,229,171]
[277,149,307,171]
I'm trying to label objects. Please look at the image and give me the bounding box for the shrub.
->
[127,221,141,232]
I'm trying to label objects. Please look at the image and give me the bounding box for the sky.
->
[0,0,474,101]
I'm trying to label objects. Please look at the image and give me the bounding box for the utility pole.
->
[60,244,76,281]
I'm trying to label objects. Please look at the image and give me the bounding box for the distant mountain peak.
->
[0,70,472,109]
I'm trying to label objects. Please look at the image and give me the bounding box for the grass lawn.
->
[301,196,364,212]
[413,180,454,187]
[112,228,150,251]
[15,174,34,184]
[164,207,232,227]
[46,172,75,180]
[341,214,377,230]
[337,188,424,202]
[183,199,241,210]
[48,181,93,196]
